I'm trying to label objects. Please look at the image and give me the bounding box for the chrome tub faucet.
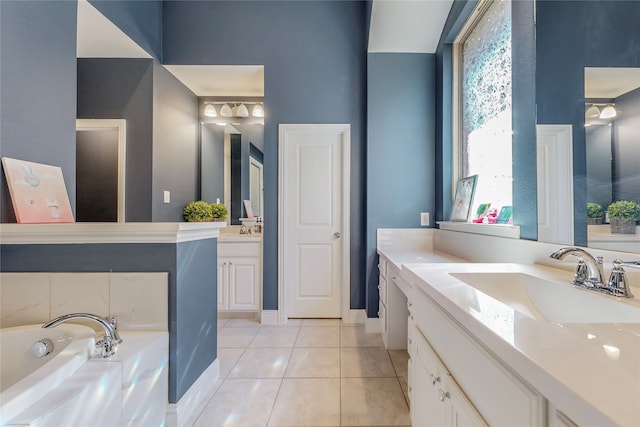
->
[43,313,123,357]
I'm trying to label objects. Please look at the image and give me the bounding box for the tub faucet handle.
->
[105,315,122,344]
[608,259,634,298]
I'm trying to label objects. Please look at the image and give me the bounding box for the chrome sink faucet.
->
[43,313,123,357]
[549,247,634,298]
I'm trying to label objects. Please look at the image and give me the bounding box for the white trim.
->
[165,359,220,427]
[437,221,520,239]
[365,317,382,334]
[343,309,367,325]
[0,222,225,244]
[76,119,126,222]
[278,124,351,324]
[260,310,279,325]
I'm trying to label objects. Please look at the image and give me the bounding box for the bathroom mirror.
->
[200,122,264,225]
[585,67,640,252]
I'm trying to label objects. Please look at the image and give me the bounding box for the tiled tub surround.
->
[0,272,168,330]
[1,326,168,427]
[0,272,169,426]
[0,221,224,424]
[377,228,640,426]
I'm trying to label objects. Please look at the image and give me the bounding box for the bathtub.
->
[0,324,168,427]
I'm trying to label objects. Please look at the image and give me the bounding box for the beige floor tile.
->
[295,326,340,347]
[283,318,304,326]
[388,350,409,378]
[399,376,410,408]
[218,326,260,348]
[228,348,292,378]
[341,326,385,348]
[268,378,340,426]
[341,348,396,378]
[225,318,262,327]
[302,318,341,326]
[217,318,229,328]
[193,379,281,427]
[285,348,340,378]
[217,348,245,378]
[340,378,411,426]
[250,326,300,347]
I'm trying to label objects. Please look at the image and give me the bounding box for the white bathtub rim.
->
[0,324,96,424]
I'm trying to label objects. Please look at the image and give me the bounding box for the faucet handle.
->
[608,260,634,298]
[572,260,589,287]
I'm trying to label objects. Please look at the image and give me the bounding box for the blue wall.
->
[77,58,154,222]
[0,239,218,404]
[536,0,640,245]
[152,63,199,222]
[163,0,368,312]
[366,53,435,317]
[0,1,77,221]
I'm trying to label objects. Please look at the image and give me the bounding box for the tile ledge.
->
[437,221,520,239]
[0,222,225,244]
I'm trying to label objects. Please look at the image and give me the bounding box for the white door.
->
[536,125,574,245]
[279,124,350,319]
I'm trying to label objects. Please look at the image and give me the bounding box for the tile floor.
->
[191,318,411,427]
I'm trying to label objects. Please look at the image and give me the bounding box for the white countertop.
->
[400,261,640,427]
[377,246,466,270]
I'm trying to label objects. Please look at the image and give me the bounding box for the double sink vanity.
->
[376,228,640,427]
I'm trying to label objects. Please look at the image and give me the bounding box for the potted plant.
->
[586,202,604,225]
[210,202,228,222]
[607,200,640,234]
[182,200,213,222]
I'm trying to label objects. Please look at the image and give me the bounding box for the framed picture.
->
[1,157,74,223]
[450,175,478,222]
[243,199,255,219]
[496,206,513,224]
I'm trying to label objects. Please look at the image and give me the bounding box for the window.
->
[454,0,512,217]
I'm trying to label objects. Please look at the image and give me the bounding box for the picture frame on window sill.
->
[450,175,478,222]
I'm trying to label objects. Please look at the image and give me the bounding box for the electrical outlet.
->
[163,191,171,204]
[420,212,430,226]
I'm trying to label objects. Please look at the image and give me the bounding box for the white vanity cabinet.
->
[217,240,261,312]
[409,284,546,427]
[378,255,409,349]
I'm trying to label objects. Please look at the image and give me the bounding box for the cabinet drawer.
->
[218,242,261,257]
[412,288,545,426]
[378,257,387,279]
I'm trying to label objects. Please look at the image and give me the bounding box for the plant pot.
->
[588,218,603,225]
[610,219,637,234]
[210,218,226,222]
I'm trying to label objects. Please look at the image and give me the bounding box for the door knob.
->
[334,232,341,238]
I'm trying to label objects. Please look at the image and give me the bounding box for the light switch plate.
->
[420,212,430,226]
[163,191,171,204]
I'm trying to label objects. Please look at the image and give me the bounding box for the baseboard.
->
[365,316,382,334]
[165,358,220,427]
[261,310,279,324]
[343,309,366,325]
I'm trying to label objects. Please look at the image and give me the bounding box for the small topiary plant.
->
[607,200,640,220]
[183,200,213,222]
[587,202,604,219]
[210,203,228,221]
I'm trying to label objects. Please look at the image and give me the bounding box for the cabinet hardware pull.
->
[438,389,450,401]
[334,232,341,238]
[431,374,441,385]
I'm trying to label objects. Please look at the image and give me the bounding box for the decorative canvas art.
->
[2,157,74,223]
[450,175,478,222]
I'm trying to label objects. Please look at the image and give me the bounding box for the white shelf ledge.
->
[0,222,226,244]
[437,221,520,239]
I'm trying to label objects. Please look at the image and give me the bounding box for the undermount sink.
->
[450,272,640,324]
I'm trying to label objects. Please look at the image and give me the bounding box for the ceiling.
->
[78,0,456,95]
[368,0,453,53]
[585,68,640,99]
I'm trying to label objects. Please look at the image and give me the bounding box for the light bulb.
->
[599,104,617,119]
[220,103,233,117]
[252,104,265,118]
[204,104,217,117]
[236,103,249,117]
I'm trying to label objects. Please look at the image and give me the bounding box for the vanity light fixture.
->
[599,104,617,119]
[220,103,233,117]
[203,103,217,118]
[585,104,600,119]
[234,103,249,118]
[252,103,265,118]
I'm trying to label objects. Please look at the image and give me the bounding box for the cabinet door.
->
[414,331,447,426]
[446,376,488,427]
[228,257,260,311]
[218,259,228,310]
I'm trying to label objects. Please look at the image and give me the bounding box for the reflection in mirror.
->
[200,123,263,225]
[585,67,640,252]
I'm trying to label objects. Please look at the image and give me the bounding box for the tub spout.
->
[43,313,122,358]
